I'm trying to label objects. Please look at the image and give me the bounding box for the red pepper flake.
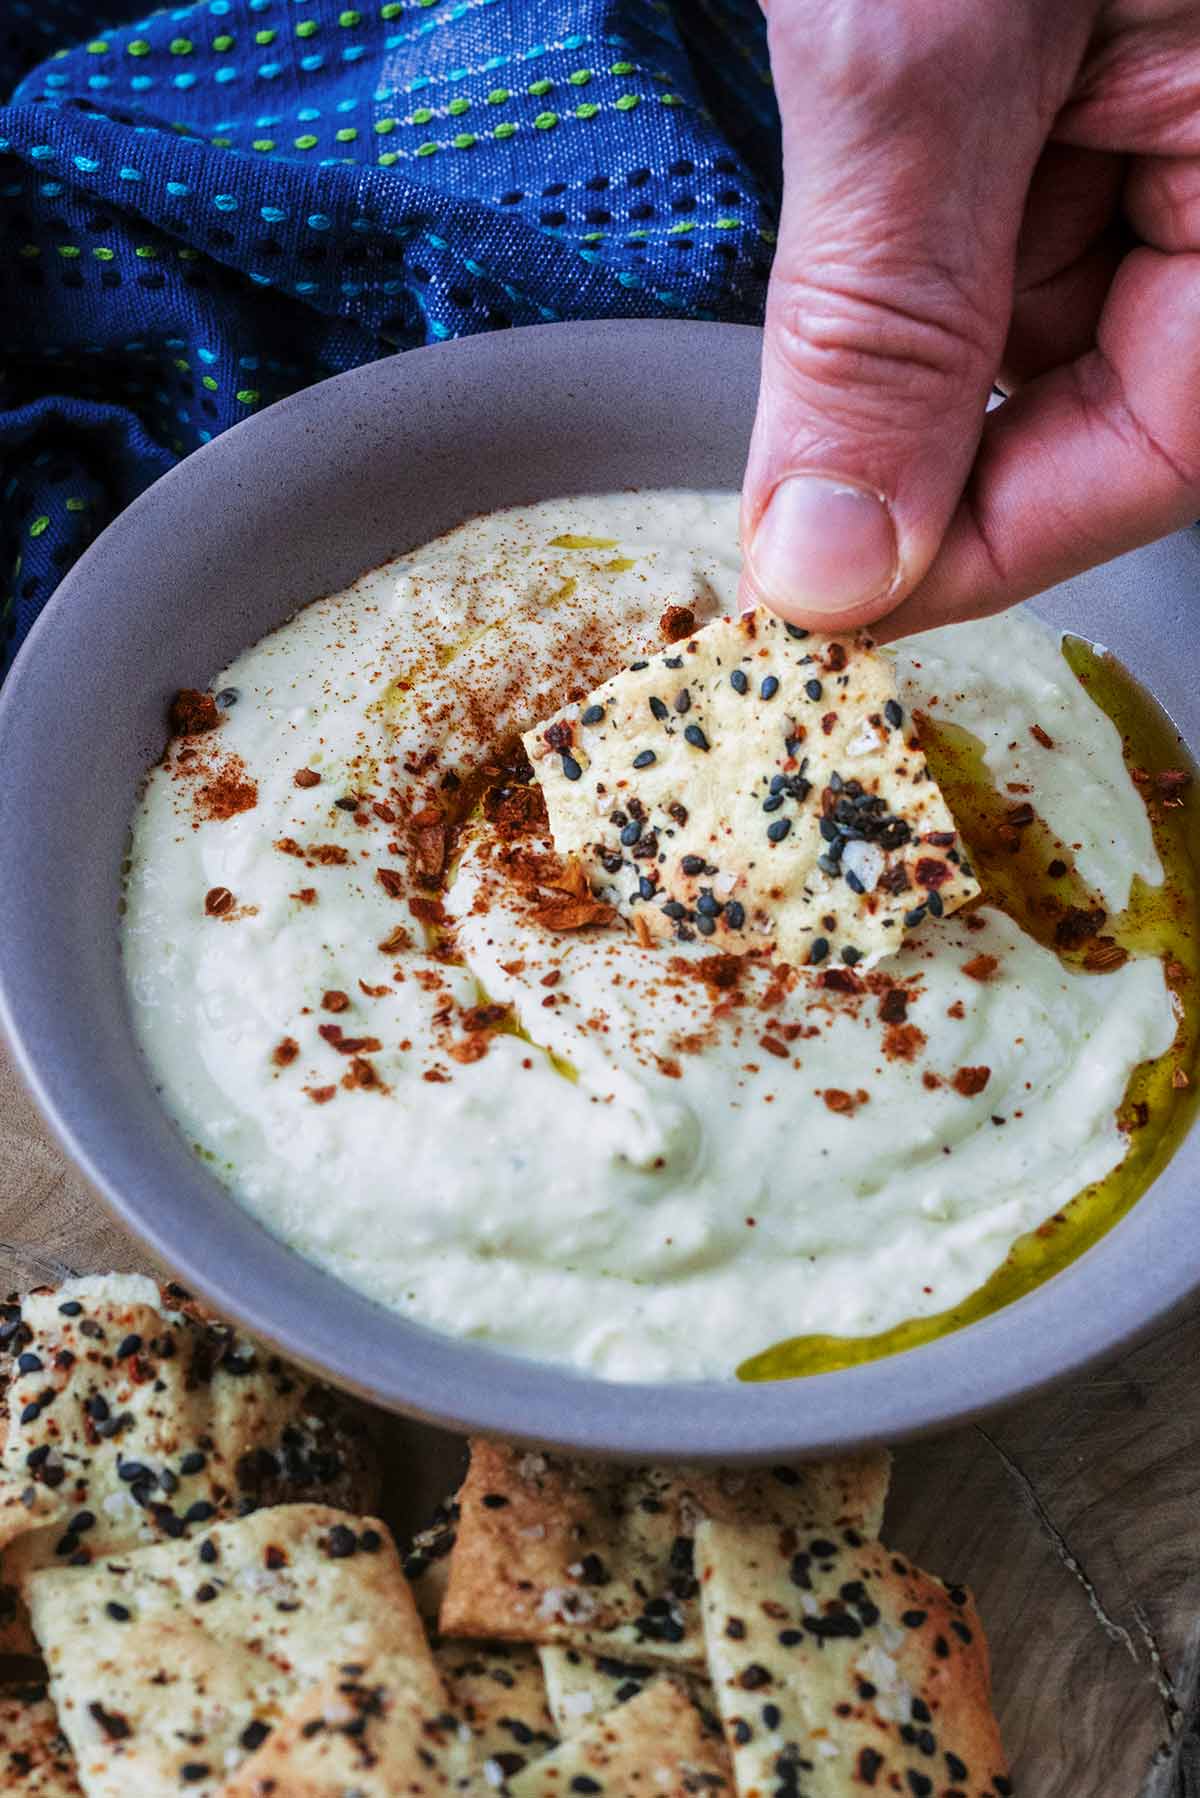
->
[821,968,862,996]
[318,1024,383,1054]
[169,689,221,736]
[1173,1067,1191,1090]
[276,837,304,857]
[377,868,406,899]
[1154,769,1191,803]
[423,1069,451,1084]
[359,980,391,998]
[820,711,838,736]
[540,970,562,988]
[952,1065,991,1097]
[961,954,1000,983]
[823,1087,869,1115]
[543,719,575,752]
[377,925,411,954]
[1030,724,1055,750]
[294,768,321,789]
[760,1035,790,1060]
[922,1070,943,1090]
[660,604,696,643]
[877,988,908,1025]
[342,1055,386,1091]
[655,1055,683,1079]
[915,858,952,889]
[883,1023,926,1062]
[204,886,235,917]
[824,641,848,672]
[1054,905,1106,950]
[322,990,350,1013]
[304,1085,337,1105]
[531,895,615,932]
[291,887,318,906]
[946,999,965,1020]
[271,1037,299,1067]
[409,895,445,926]
[309,844,349,866]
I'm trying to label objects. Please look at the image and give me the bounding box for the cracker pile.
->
[523,609,979,970]
[0,1275,1012,1797]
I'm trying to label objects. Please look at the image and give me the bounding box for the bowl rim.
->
[1,317,1197,1460]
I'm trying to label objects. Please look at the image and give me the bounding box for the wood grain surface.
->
[1,1043,1196,1796]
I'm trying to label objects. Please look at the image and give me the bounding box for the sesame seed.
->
[115,1334,142,1359]
[580,704,605,725]
[805,678,823,701]
[763,795,784,813]
[649,696,669,721]
[620,820,642,847]
[725,901,745,929]
[926,889,944,917]
[179,1452,206,1476]
[680,854,705,875]
[904,905,927,927]
[17,1353,42,1374]
[696,893,722,916]
[638,876,656,900]
[560,752,583,782]
[105,1601,132,1622]
[696,915,716,935]
[630,660,648,671]
[673,688,691,713]
[885,698,904,727]
[241,1722,271,1752]
[664,655,684,669]
[842,946,861,965]
[785,624,810,640]
[683,724,710,751]
[766,818,791,843]
[808,937,829,965]
[57,1300,83,1316]
[730,669,748,694]
[760,675,779,700]
[844,869,866,895]
[632,750,656,769]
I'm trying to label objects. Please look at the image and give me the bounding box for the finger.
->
[877,246,1200,639]
[740,2,1091,630]
[1003,145,1126,381]
[1125,151,1200,249]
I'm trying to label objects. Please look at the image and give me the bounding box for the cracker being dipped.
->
[523,609,979,970]
[506,1674,732,1797]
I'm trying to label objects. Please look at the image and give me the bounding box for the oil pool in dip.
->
[121,493,1197,1382]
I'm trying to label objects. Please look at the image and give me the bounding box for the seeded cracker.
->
[1,1684,84,1795]
[696,1520,1010,1798]
[0,1276,379,1600]
[27,1505,421,1798]
[506,1674,732,1796]
[217,1650,479,1797]
[436,1639,556,1780]
[523,610,978,969]
[439,1441,890,1668]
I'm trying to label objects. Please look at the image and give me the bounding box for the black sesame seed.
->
[199,1539,218,1565]
[844,869,866,895]
[885,698,904,728]
[817,853,840,877]
[673,688,691,714]
[86,1395,110,1422]
[359,1529,383,1553]
[241,1721,271,1753]
[730,669,748,694]
[767,818,791,843]
[560,752,582,782]
[20,1402,40,1425]
[26,1445,50,1468]
[662,901,687,921]
[762,1703,782,1728]
[945,1752,967,1781]
[179,1451,206,1476]
[724,901,745,929]
[17,1352,42,1374]
[195,1582,218,1602]
[638,877,656,900]
[739,1663,772,1689]
[570,1780,602,1795]
[760,674,780,700]
[70,1510,96,1533]
[684,724,710,751]
[818,817,838,842]
[901,1608,928,1629]
[630,660,648,670]
[762,794,784,813]
[117,1460,152,1484]
[732,1720,752,1744]
[808,937,829,965]
[42,1464,65,1490]
[632,750,656,769]
[57,1300,83,1316]
[105,1601,132,1622]
[778,1627,803,1645]
[327,1524,358,1558]
[581,704,605,726]
[115,1334,142,1360]
[620,820,642,847]
[907,1775,933,1798]
[649,696,669,722]
[680,854,705,875]
[841,946,861,966]
[696,915,716,936]
[904,905,927,927]
[926,888,944,917]
[185,1501,216,1524]
[785,623,810,640]
[696,893,722,917]
[180,1765,211,1784]
[805,679,823,701]
[216,688,239,709]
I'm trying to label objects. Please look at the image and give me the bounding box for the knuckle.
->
[768,268,995,427]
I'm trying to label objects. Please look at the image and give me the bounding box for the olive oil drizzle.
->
[739,636,1198,1382]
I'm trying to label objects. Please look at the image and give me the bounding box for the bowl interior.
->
[1,319,1197,1459]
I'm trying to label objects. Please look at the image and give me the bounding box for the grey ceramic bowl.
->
[0,320,1197,1460]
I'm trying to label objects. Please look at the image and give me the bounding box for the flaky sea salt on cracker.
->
[523,609,978,970]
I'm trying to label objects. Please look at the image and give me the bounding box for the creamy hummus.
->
[121,493,1178,1381]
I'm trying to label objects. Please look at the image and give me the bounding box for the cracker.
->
[0,1479,66,1658]
[440,1442,889,1667]
[523,610,978,970]
[437,1640,556,1783]
[0,1275,378,1596]
[1,1683,84,1795]
[404,1494,462,1624]
[539,1645,717,1740]
[696,1520,1011,1798]
[506,1674,732,1796]
[28,1504,419,1798]
[216,1651,478,1797]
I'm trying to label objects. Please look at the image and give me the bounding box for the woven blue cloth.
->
[0,0,780,672]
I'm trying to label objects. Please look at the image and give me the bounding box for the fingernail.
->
[748,475,898,617]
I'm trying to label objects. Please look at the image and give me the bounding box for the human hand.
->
[741,0,1200,637]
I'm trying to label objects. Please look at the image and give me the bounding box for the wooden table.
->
[2,1044,1196,1797]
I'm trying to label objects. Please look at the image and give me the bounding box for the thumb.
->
[741,2,1079,629]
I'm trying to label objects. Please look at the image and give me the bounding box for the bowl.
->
[0,319,1197,1459]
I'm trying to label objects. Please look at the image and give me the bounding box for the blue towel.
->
[0,0,780,673]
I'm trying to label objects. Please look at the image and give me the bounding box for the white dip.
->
[121,492,1176,1380]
